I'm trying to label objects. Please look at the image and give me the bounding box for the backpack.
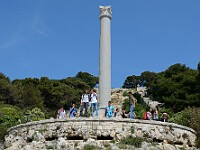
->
[88,94,91,102]
[82,94,91,102]
[143,112,147,120]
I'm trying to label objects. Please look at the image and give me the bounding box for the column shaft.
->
[99,6,112,118]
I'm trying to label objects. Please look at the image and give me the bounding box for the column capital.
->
[99,6,112,20]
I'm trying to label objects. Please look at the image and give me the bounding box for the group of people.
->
[143,108,170,122]
[57,104,78,119]
[57,90,137,119]
[57,89,99,119]
[57,90,169,122]
[80,89,98,117]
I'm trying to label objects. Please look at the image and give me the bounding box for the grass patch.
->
[117,143,127,149]
[46,145,54,149]
[119,136,144,148]
[130,126,135,134]
[110,139,115,143]
[83,144,99,150]
[0,125,7,141]
[179,147,186,150]
[104,144,111,150]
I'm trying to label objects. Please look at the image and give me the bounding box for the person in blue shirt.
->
[69,103,77,118]
[105,101,114,118]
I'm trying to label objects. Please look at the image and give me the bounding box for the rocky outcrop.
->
[3,118,196,150]
[143,97,162,109]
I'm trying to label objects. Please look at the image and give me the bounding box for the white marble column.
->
[99,6,112,118]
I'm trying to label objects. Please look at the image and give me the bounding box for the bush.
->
[159,107,174,120]
[0,104,23,141]
[122,96,149,119]
[119,137,144,148]
[122,98,129,113]
[83,144,99,150]
[169,110,190,126]
[0,125,8,141]
[123,91,128,97]
[171,107,200,148]
[24,107,45,122]
[135,103,149,119]
[0,104,23,127]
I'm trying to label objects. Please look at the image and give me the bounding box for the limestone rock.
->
[3,117,197,149]
[56,137,67,150]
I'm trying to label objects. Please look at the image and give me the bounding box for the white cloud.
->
[32,15,48,36]
[0,34,19,49]
[31,0,49,36]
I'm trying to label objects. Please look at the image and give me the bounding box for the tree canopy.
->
[0,72,98,117]
[123,63,200,112]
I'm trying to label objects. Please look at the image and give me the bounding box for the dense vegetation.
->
[123,62,200,147]
[123,63,200,112]
[0,71,98,140]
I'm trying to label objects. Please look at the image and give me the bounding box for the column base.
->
[98,107,106,119]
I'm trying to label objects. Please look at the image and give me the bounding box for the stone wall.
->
[4,118,196,150]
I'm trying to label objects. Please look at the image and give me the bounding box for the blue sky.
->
[0,0,200,88]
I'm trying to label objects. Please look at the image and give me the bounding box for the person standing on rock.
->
[127,92,136,119]
[69,103,77,118]
[57,107,66,119]
[91,89,98,118]
[80,90,90,117]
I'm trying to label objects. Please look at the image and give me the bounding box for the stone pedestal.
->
[99,6,112,118]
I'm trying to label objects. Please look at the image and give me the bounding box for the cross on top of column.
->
[99,6,112,20]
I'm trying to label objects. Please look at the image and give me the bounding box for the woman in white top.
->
[57,107,66,119]
[91,89,98,117]
[80,90,89,117]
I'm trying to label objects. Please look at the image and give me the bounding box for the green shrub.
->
[122,92,149,119]
[159,107,174,119]
[0,125,8,141]
[179,147,186,150]
[135,103,149,119]
[104,144,111,149]
[24,107,45,122]
[169,110,190,126]
[130,126,135,134]
[117,143,127,149]
[83,144,99,150]
[0,104,23,127]
[122,91,128,97]
[171,107,200,148]
[46,145,54,149]
[110,139,115,143]
[119,137,144,148]
[122,99,129,113]
[0,104,24,141]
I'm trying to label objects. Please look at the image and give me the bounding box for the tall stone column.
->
[99,6,112,118]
